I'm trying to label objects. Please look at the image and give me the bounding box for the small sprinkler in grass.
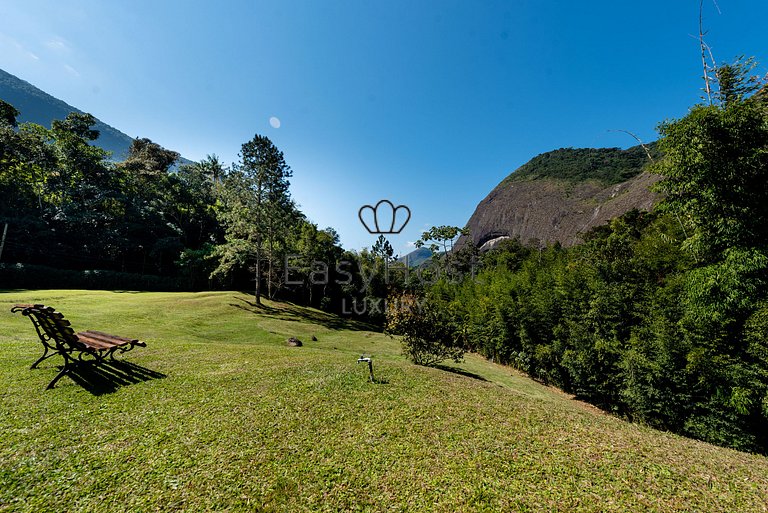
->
[357,355,375,383]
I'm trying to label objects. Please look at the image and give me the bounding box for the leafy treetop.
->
[504,143,659,187]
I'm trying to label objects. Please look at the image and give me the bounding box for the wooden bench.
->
[11,304,147,389]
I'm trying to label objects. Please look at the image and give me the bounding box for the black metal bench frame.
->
[11,304,147,389]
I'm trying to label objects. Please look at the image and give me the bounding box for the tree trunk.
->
[268,232,274,299]
[255,236,262,305]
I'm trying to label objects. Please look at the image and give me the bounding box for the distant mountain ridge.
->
[461,145,660,249]
[0,68,189,164]
[398,247,432,267]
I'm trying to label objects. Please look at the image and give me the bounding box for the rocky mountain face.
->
[461,145,660,249]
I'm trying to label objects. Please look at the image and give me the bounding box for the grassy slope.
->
[0,291,766,512]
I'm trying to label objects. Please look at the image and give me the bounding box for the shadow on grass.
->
[231,296,380,332]
[435,364,488,382]
[61,360,166,396]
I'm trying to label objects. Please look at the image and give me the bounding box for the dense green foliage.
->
[410,60,768,453]
[0,103,382,316]
[0,105,216,284]
[0,262,186,291]
[504,143,659,186]
[422,208,768,452]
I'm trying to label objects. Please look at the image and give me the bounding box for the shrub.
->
[385,292,464,367]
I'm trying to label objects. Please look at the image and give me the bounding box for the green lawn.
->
[0,290,766,512]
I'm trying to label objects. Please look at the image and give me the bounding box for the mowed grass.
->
[0,291,767,512]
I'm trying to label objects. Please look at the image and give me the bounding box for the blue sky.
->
[1,1,767,254]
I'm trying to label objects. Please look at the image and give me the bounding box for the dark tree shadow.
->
[230,296,380,332]
[435,364,488,382]
[60,360,166,396]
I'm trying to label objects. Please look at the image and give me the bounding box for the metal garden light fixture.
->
[357,355,375,383]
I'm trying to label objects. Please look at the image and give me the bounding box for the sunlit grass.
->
[0,290,766,512]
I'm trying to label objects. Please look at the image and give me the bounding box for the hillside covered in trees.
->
[0,68,148,162]
[504,144,660,186]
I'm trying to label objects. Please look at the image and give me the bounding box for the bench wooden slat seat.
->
[75,334,118,350]
[80,330,140,345]
[11,304,147,389]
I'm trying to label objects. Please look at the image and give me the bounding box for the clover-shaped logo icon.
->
[358,200,411,234]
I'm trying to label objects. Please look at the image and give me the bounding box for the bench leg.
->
[31,347,59,369]
[47,365,71,389]
[31,346,50,369]
[46,351,79,389]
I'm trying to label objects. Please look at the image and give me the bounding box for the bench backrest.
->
[11,304,86,351]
